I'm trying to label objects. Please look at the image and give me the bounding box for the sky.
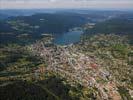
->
[0,0,133,10]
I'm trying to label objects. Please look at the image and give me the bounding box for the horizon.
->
[0,8,133,12]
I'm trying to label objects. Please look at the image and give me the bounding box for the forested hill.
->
[0,10,128,35]
[0,13,88,35]
[86,16,133,35]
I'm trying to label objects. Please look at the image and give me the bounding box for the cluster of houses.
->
[29,40,122,100]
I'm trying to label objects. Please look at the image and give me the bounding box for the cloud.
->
[0,0,133,9]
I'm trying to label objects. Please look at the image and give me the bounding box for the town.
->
[28,34,127,100]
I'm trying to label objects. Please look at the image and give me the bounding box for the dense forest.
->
[0,13,88,34]
[86,18,133,34]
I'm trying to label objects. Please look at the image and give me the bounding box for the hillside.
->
[0,13,89,45]
[0,13,87,34]
[0,34,132,100]
[87,18,133,33]
[85,17,133,42]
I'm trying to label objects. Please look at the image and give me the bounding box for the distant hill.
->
[0,13,88,44]
[85,16,133,43]
[0,9,125,17]
[86,17,133,35]
[0,14,10,20]
[1,10,133,44]
[0,13,88,34]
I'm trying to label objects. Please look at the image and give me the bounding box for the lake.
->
[53,30,83,45]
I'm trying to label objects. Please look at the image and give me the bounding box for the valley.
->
[0,9,133,100]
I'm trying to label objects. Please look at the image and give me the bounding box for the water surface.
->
[53,30,83,45]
